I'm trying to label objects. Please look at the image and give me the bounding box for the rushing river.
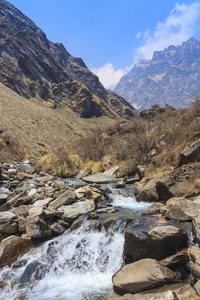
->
[0,184,150,300]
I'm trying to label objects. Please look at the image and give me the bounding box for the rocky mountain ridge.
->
[115,38,200,110]
[0,0,137,119]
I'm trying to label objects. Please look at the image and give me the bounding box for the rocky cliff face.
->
[0,0,137,119]
[115,38,200,110]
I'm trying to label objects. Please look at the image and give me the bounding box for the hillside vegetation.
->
[70,100,200,178]
[0,82,116,166]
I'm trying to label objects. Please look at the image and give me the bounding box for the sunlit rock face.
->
[115,38,200,110]
[0,0,137,119]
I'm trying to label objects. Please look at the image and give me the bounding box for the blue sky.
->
[8,0,200,89]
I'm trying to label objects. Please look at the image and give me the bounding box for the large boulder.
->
[112,258,176,296]
[19,261,47,283]
[0,235,34,268]
[25,216,52,239]
[58,199,95,223]
[165,197,200,221]
[156,163,200,200]
[48,190,76,210]
[142,203,165,216]
[136,178,159,202]
[124,219,188,263]
[113,283,198,299]
[0,211,17,234]
[179,140,200,166]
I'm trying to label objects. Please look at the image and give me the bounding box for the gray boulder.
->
[25,216,52,239]
[49,190,76,210]
[124,220,188,263]
[83,172,118,183]
[112,258,176,296]
[58,199,95,223]
[0,211,17,234]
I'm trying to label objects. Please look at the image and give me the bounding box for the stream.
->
[0,183,150,300]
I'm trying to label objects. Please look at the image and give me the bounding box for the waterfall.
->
[0,221,124,300]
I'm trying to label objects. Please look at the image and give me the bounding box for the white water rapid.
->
[0,221,124,300]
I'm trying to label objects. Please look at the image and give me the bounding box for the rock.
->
[112,258,176,296]
[50,223,65,234]
[33,198,53,207]
[137,165,145,180]
[85,187,101,200]
[0,211,17,234]
[75,187,85,199]
[49,190,76,210]
[28,188,37,197]
[165,197,200,221]
[29,206,43,217]
[11,205,32,217]
[180,140,200,166]
[19,261,47,283]
[193,216,200,245]
[114,283,198,300]
[17,172,35,181]
[156,163,200,200]
[125,178,140,184]
[8,169,17,175]
[136,178,159,202]
[103,166,119,177]
[96,207,117,213]
[0,235,34,268]
[142,203,165,216]
[190,244,200,278]
[0,193,8,206]
[83,173,118,184]
[124,221,188,263]
[194,280,200,296]
[25,216,52,239]
[18,217,27,232]
[58,199,95,223]
[160,251,189,269]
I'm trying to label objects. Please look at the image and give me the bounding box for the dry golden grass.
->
[0,82,116,162]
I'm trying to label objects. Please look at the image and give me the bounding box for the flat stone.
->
[59,199,95,223]
[29,206,43,217]
[83,172,118,184]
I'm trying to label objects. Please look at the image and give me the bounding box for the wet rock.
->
[19,261,47,283]
[142,203,165,216]
[25,216,53,239]
[83,172,118,184]
[12,259,28,269]
[50,223,65,234]
[0,235,34,268]
[160,251,189,269]
[112,258,176,296]
[49,190,76,210]
[89,220,102,231]
[165,197,200,221]
[114,283,198,299]
[58,199,95,223]
[70,218,85,231]
[124,220,188,263]
[0,211,17,234]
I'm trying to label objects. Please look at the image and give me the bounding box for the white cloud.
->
[91,2,200,90]
[91,63,126,90]
[136,31,141,39]
[134,2,200,62]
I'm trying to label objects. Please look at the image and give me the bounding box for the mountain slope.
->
[0,0,137,119]
[0,82,116,161]
[115,38,200,110]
